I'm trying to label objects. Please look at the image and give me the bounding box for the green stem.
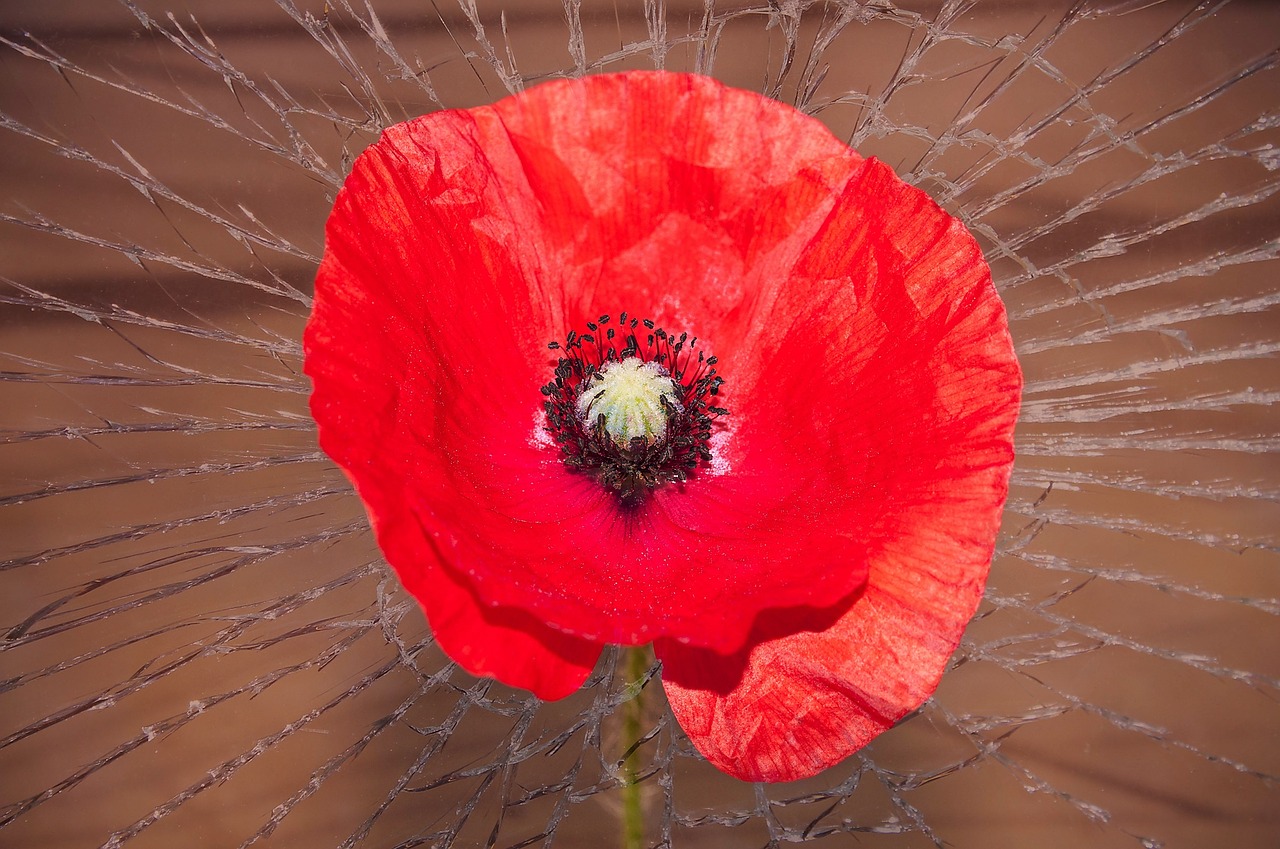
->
[621,645,648,849]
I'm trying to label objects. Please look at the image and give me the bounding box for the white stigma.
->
[576,357,682,446]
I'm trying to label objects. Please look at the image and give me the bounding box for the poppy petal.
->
[408,555,602,703]
[657,437,1014,780]
[656,170,1020,777]
[359,468,602,701]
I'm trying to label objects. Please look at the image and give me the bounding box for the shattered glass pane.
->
[1,1,1276,847]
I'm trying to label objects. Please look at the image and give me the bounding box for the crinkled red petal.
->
[425,568,601,702]
[657,488,1002,781]
[346,450,601,700]
[303,105,600,697]
[657,580,976,782]
[393,527,601,701]
[656,158,1021,781]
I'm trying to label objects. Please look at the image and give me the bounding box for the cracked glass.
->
[1,1,1277,847]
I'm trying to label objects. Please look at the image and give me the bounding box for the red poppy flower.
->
[304,71,1021,782]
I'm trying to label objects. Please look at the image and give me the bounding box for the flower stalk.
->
[621,645,649,849]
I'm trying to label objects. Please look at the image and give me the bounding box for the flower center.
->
[541,313,726,502]
[575,358,681,446]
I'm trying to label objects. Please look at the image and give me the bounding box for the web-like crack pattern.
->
[1,1,1277,847]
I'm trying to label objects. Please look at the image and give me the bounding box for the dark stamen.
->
[540,313,728,504]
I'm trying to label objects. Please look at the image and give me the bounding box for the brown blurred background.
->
[1,1,1277,847]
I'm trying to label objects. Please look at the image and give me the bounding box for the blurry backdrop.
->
[1,1,1277,847]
